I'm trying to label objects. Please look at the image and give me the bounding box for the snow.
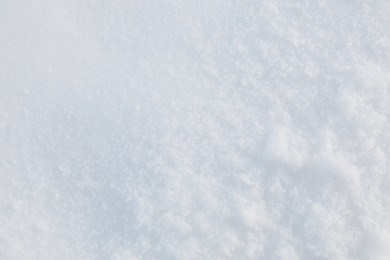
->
[1,0,390,259]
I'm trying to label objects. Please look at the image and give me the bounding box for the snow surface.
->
[1,1,390,259]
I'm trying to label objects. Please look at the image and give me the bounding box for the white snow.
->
[1,1,390,259]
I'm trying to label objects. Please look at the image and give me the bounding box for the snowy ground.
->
[1,1,390,259]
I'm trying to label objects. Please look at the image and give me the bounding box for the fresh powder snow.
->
[1,1,390,259]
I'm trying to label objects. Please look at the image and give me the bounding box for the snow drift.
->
[1,1,390,259]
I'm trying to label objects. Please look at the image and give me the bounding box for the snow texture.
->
[1,1,390,259]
